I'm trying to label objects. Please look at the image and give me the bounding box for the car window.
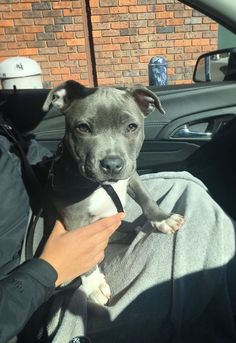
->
[0,0,236,88]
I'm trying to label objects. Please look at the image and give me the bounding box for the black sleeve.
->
[0,258,57,343]
[0,137,57,342]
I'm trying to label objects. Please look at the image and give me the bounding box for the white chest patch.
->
[88,179,129,222]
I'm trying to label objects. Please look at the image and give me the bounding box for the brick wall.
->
[0,0,218,88]
[0,0,92,87]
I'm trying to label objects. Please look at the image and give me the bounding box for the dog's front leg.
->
[128,172,184,234]
[80,266,111,305]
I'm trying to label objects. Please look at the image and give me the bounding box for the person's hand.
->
[39,213,124,287]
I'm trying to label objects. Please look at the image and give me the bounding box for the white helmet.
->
[0,56,43,89]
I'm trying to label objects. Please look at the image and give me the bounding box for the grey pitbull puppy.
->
[43,80,184,305]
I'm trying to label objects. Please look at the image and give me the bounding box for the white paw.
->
[151,213,184,234]
[80,267,111,305]
[89,279,111,305]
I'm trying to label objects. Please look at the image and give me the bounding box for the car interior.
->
[0,0,236,340]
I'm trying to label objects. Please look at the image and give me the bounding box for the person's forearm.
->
[0,259,57,342]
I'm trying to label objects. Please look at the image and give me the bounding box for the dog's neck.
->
[50,143,99,199]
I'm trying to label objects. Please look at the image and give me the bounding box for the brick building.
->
[0,0,218,88]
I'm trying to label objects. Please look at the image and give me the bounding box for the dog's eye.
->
[127,123,138,132]
[76,123,91,133]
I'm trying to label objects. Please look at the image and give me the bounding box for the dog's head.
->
[43,80,165,183]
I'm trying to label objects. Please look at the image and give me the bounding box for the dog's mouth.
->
[102,178,119,184]
[79,163,131,184]
[76,153,136,184]
[83,171,124,184]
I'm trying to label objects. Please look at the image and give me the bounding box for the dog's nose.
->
[100,156,124,175]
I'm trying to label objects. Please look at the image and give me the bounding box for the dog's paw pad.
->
[151,213,184,234]
[89,281,111,305]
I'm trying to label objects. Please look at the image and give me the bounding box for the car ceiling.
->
[179,0,236,34]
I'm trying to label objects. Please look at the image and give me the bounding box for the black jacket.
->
[0,135,57,343]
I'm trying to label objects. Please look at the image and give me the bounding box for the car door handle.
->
[172,125,212,139]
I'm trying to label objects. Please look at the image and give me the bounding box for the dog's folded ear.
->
[127,86,165,116]
[42,80,96,113]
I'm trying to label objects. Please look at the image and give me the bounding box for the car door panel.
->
[137,82,236,172]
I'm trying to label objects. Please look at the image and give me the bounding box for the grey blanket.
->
[46,172,236,343]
